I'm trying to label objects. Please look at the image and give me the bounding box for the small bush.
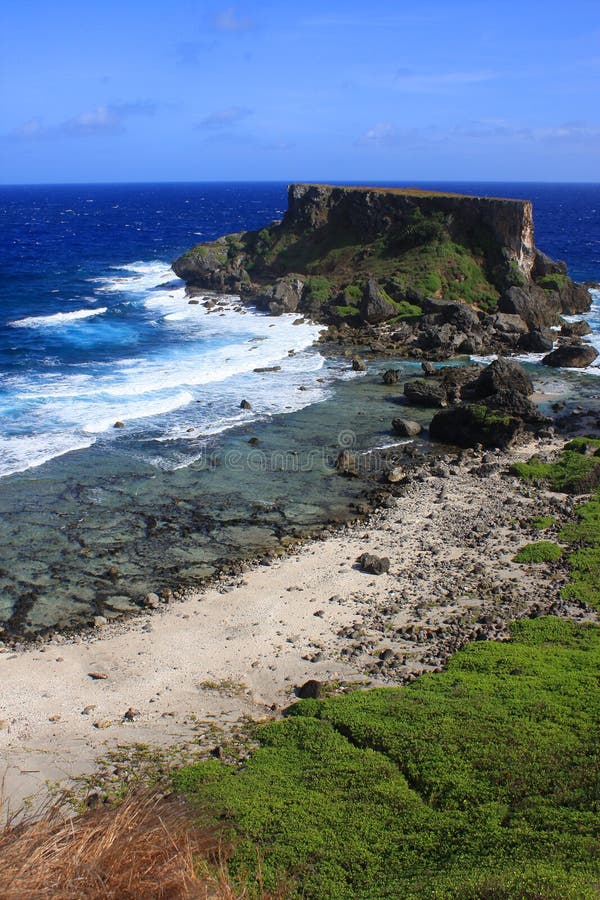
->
[532,515,555,530]
[514,541,563,563]
[335,305,360,319]
[343,283,362,304]
[393,299,422,318]
[305,276,332,304]
[538,273,569,292]
[419,272,442,295]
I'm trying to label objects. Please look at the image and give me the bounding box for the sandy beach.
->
[0,436,593,814]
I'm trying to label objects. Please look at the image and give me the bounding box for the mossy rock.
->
[429,403,521,448]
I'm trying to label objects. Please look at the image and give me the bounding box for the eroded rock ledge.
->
[173,183,593,361]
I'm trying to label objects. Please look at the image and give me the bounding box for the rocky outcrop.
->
[255,275,305,315]
[403,358,548,448]
[429,405,523,449]
[173,184,592,361]
[360,279,398,324]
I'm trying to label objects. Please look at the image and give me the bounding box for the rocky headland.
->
[173,183,595,364]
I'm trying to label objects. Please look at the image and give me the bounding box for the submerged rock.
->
[382,368,401,384]
[391,418,422,437]
[404,379,447,407]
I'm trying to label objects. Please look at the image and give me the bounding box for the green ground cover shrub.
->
[538,273,570,292]
[514,541,563,563]
[334,305,360,319]
[176,618,600,898]
[510,448,600,493]
[560,493,600,611]
[304,276,333,304]
[532,515,555,530]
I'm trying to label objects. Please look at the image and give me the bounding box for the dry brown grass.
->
[0,789,273,899]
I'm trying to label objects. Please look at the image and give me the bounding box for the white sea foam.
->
[0,258,332,477]
[10,307,107,328]
[0,432,95,477]
[81,390,196,434]
[559,288,600,373]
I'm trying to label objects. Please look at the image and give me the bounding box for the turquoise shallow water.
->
[0,356,431,634]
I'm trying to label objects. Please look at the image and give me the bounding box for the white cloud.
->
[197,106,252,129]
[359,122,397,146]
[7,102,157,140]
[214,6,255,32]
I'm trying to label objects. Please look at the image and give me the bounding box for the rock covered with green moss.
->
[172,184,592,359]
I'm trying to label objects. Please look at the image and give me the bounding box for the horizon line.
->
[2,178,600,189]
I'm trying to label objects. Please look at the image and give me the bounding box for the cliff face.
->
[284,184,536,280]
[172,183,591,360]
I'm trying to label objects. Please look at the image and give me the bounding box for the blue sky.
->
[1,0,599,183]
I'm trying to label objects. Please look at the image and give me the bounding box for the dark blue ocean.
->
[0,181,599,634]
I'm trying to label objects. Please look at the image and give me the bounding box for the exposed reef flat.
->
[173,183,595,363]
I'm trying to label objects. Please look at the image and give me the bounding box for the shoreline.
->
[2,433,596,815]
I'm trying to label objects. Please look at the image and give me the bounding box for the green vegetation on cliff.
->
[176,617,600,898]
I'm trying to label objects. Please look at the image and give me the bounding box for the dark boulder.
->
[382,369,401,384]
[352,356,367,372]
[360,279,397,324]
[439,364,484,403]
[403,379,447,407]
[240,399,252,410]
[542,343,599,369]
[421,361,437,376]
[561,320,592,338]
[429,404,522,448]
[542,277,591,315]
[357,553,390,575]
[296,679,324,699]
[258,275,305,315]
[498,285,561,328]
[485,389,543,423]
[421,297,481,331]
[519,328,554,353]
[533,249,567,278]
[335,449,359,476]
[466,357,534,400]
[392,418,422,437]
[491,313,528,335]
